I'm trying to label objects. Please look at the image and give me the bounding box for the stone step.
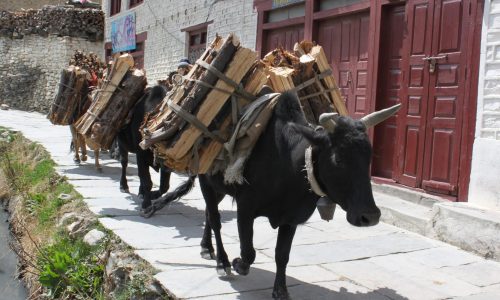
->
[374,191,433,235]
[372,181,444,208]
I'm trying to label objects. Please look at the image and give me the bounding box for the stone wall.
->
[0,35,103,112]
[0,6,104,41]
[0,0,102,11]
[469,0,500,210]
[102,0,257,85]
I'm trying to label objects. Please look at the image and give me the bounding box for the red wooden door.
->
[395,0,435,187]
[377,0,472,196]
[420,0,470,195]
[263,25,304,54]
[372,5,406,178]
[317,12,370,119]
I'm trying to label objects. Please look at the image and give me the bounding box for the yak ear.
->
[290,123,327,146]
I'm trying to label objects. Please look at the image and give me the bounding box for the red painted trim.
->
[262,16,305,30]
[458,0,484,202]
[313,1,370,21]
[366,0,381,142]
[256,12,265,56]
[254,0,273,12]
[303,0,315,41]
[181,21,214,33]
[129,0,144,9]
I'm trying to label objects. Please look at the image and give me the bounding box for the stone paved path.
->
[2,109,500,300]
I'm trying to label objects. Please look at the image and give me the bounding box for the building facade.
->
[103,0,498,210]
[102,0,258,85]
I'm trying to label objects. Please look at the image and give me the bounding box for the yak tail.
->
[142,175,196,218]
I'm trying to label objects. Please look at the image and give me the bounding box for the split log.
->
[75,53,134,137]
[172,63,268,174]
[141,35,224,142]
[308,45,348,116]
[87,68,147,149]
[143,34,240,148]
[164,47,258,161]
[49,66,89,125]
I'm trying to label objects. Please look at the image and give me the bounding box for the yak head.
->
[294,104,400,227]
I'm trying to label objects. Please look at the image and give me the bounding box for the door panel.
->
[396,0,434,187]
[372,4,405,178]
[421,0,469,195]
[318,12,370,119]
[263,25,304,54]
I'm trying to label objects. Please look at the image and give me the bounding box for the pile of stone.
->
[0,5,104,41]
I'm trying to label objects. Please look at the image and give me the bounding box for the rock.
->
[0,104,9,110]
[57,212,77,227]
[83,229,106,246]
[67,218,84,235]
[58,193,72,201]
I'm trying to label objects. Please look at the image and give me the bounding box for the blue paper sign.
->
[111,12,136,53]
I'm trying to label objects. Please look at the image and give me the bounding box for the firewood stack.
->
[0,6,104,41]
[74,54,147,150]
[140,34,268,174]
[263,41,348,123]
[70,50,106,78]
[48,66,89,125]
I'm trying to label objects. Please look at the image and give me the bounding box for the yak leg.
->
[79,134,87,162]
[159,166,171,195]
[272,224,297,300]
[94,148,102,172]
[150,166,171,199]
[69,125,81,163]
[137,151,153,208]
[118,144,129,193]
[232,210,255,276]
[199,176,230,275]
[200,210,215,260]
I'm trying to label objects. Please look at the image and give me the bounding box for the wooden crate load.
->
[140,33,268,174]
[74,53,147,150]
[48,65,90,125]
[263,41,348,123]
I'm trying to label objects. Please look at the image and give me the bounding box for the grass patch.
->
[0,128,106,299]
[37,232,106,299]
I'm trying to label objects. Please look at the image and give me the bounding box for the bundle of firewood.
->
[75,54,147,150]
[48,66,89,125]
[0,5,104,41]
[263,41,348,122]
[140,34,268,174]
[69,50,106,78]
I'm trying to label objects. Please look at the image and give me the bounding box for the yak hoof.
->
[96,166,103,173]
[120,187,130,193]
[81,155,87,162]
[232,258,250,276]
[73,158,81,164]
[272,286,290,300]
[200,248,216,260]
[217,265,232,276]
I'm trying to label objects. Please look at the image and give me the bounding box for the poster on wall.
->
[111,12,136,53]
[272,0,304,8]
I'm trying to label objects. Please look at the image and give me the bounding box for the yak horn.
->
[319,112,338,132]
[360,103,402,128]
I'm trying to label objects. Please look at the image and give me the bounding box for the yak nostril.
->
[359,212,380,226]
